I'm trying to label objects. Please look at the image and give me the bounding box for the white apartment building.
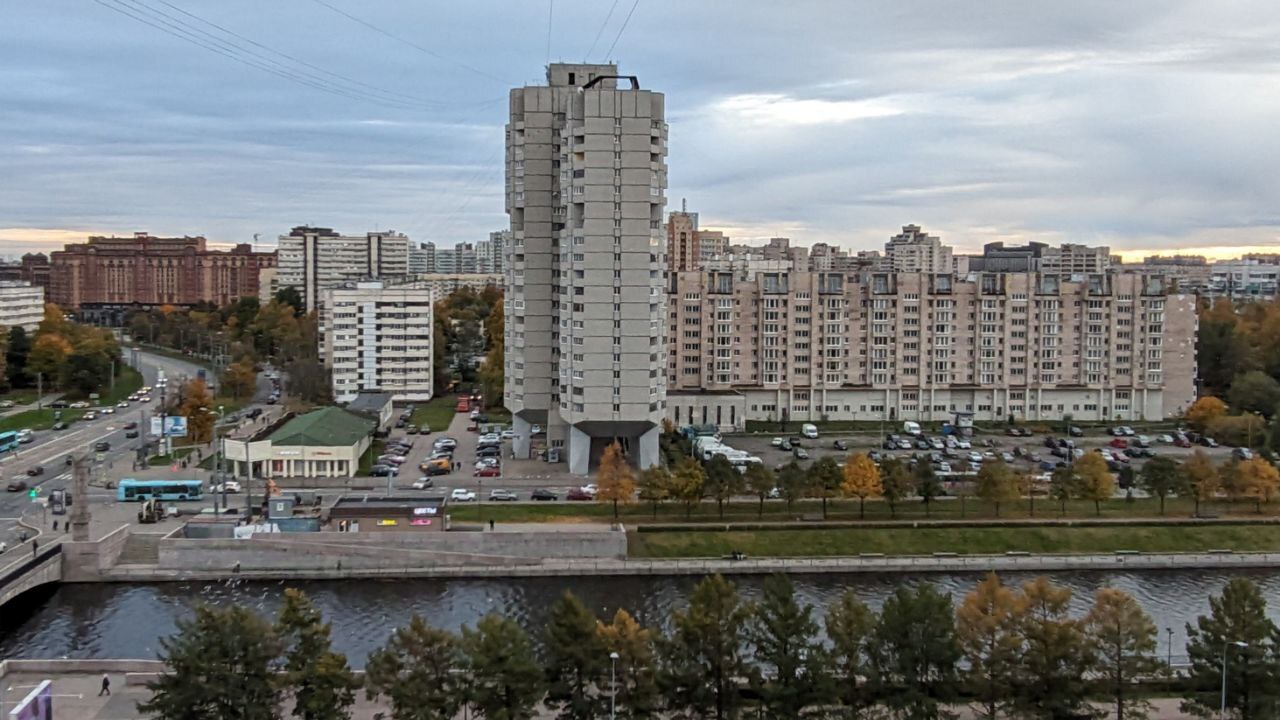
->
[434,243,477,275]
[1206,257,1280,300]
[668,264,1196,429]
[476,231,509,274]
[276,226,410,311]
[411,274,502,301]
[0,281,45,330]
[321,281,433,403]
[884,225,953,273]
[409,243,436,275]
[505,63,668,474]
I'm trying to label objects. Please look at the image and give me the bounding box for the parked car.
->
[566,488,592,501]
[411,477,434,490]
[1068,426,1084,437]
[771,437,784,447]
[1127,448,1153,458]
[915,438,931,450]
[793,448,809,460]
[477,433,502,448]
[580,483,598,497]
[500,430,515,440]
[450,488,477,502]
[395,418,407,428]
[434,437,458,451]
[369,464,397,477]
[1109,438,1129,449]
[1000,452,1015,463]
[377,454,408,465]
[1038,461,1057,472]
[929,438,945,450]
[779,440,792,452]
[967,451,983,463]
[833,439,849,451]
[954,438,972,450]
[488,489,517,501]
[474,457,500,469]
[896,439,912,450]
[0,400,13,408]
[1134,435,1151,448]
[49,400,69,408]
[476,446,502,458]
[405,425,419,435]
[531,488,558,501]
[474,465,501,478]
[1200,437,1219,448]
[1173,435,1192,448]
[1232,447,1255,461]
[1157,434,1174,444]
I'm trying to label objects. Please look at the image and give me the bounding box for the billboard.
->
[9,679,52,720]
[149,416,188,438]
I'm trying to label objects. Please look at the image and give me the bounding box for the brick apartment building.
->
[47,233,276,316]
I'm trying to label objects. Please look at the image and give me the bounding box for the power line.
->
[604,0,642,60]
[305,0,509,85]
[545,0,554,66]
[584,0,621,62]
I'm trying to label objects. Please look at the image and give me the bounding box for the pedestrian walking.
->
[32,539,38,557]
[52,520,58,531]
[489,519,495,531]
[99,673,111,696]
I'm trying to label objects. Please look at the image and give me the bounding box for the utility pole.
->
[244,437,253,521]
[157,371,169,457]
[37,371,43,410]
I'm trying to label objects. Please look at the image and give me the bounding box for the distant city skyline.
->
[4,1,1279,258]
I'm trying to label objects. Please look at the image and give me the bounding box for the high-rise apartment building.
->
[0,281,46,330]
[321,281,433,403]
[276,226,410,311]
[504,63,667,474]
[668,263,1195,428]
[884,224,953,273]
[409,243,436,275]
[434,242,477,274]
[476,231,509,274]
[666,204,728,272]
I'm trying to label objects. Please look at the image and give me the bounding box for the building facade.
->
[321,281,434,403]
[668,264,1196,428]
[476,231,509,274]
[666,204,728,272]
[884,225,953,273]
[276,227,410,311]
[1205,258,1280,300]
[47,233,275,314]
[504,63,668,474]
[409,243,437,275]
[434,242,477,274]
[0,281,46,330]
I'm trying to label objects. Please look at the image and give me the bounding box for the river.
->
[3,570,1278,666]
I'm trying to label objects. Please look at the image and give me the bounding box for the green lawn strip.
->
[627,524,1280,559]
[409,397,459,434]
[0,408,87,433]
[443,496,1280,524]
[0,390,40,406]
[358,439,388,476]
[93,366,144,405]
[147,447,197,466]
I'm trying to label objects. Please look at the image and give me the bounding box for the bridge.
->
[0,540,62,609]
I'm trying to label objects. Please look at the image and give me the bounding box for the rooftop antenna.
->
[682,198,686,213]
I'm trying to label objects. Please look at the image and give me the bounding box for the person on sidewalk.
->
[99,673,111,696]
[32,539,38,557]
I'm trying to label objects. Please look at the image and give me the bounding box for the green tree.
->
[1012,576,1095,720]
[276,589,359,720]
[743,463,776,518]
[825,590,876,716]
[273,285,304,316]
[284,356,333,405]
[976,458,1018,518]
[5,325,31,388]
[1085,587,1161,720]
[61,347,111,398]
[749,574,831,718]
[477,301,504,406]
[138,605,283,720]
[1048,465,1076,517]
[879,457,912,518]
[868,584,961,720]
[365,615,465,720]
[26,332,71,388]
[1229,371,1280,418]
[461,614,545,720]
[915,460,945,518]
[703,454,744,520]
[636,465,672,519]
[597,609,659,719]
[1183,577,1280,718]
[776,460,809,513]
[955,573,1025,720]
[1075,452,1114,516]
[660,574,750,720]
[1196,300,1252,396]
[544,592,608,720]
[811,455,845,519]
[1139,455,1187,515]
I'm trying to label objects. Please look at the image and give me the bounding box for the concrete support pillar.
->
[637,426,660,470]
[568,425,590,476]
[513,415,532,460]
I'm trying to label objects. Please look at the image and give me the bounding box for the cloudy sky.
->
[3,0,1279,260]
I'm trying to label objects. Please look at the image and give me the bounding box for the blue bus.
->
[0,431,17,453]
[117,478,204,502]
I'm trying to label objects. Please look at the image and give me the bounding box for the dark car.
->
[566,488,592,501]
[27,466,44,477]
[394,418,406,428]
[531,488,558,501]
[123,421,138,430]
[1068,426,1084,437]
[94,441,110,452]
[6,479,28,492]
[476,446,502,458]
[51,421,68,430]
[125,429,139,439]
[833,439,849,451]
[1044,437,1058,449]
[369,464,397,477]
[915,438,930,450]
[49,400,69,409]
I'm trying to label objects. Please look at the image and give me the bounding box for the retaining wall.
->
[61,524,130,581]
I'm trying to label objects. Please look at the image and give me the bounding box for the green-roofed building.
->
[225,406,375,479]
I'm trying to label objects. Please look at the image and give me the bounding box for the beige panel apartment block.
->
[322,281,433,403]
[667,267,1196,429]
[506,64,667,474]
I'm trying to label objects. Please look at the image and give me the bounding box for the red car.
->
[474,465,501,478]
[566,488,593,501]
[123,421,138,430]
[1173,436,1192,448]
[1109,438,1129,449]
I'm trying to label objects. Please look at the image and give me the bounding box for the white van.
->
[801,423,819,439]
[902,421,922,436]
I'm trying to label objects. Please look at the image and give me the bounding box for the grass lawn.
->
[628,524,1280,558]
[409,397,461,435]
[95,366,144,405]
[0,389,40,406]
[357,439,388,476]
[0,408,87,433]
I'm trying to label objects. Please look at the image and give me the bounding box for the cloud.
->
[703,93,904,127]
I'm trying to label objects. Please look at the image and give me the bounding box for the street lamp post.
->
[1167,627,1174,670]
[1222,640,1248,716]
[609,651,619,720]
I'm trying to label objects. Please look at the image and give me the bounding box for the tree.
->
[1229,371,1280,418]
[743,463,776,519]
[138,604,283,720]
[284,356,333,405]
[1075,452,1114,516]
[1183,577,1280,718]
[461,614,545,720]
[178,378,216,444]
[596,442,637,520]
[276,589,359,720]
[597,609,659,719]
[955,573,1025,720]
[915,461,944,518]
[776,461,809,513]
[1236,457,1280,513]
[841,453,882,520]
[1139,455,1187,515]
[5,325,31,388]
[220,357,258,401]
[660,574,750,720]
[879,457,912,518]
[1196,300,1252,396]
[636,465,672,519]
[1085,587,1161,720]
[26,332,72,387]
[365,615,464,720]
[1183,450,1220,516]
[867,583,960,720]
[703,454,744,520]
[478,301,504,406]
[1012,576,1094,720]
[544,591,608,720]
[274,285,304,316]
[810,456,844,519]
[976,458,1019,518]
[1270,412,1280,455]
[748,574,831,718]
[669,456,706,519]
[1186,396,1229,434]
[1049,464,1077,517]
[825,590,876,716]
[61,347,111,398]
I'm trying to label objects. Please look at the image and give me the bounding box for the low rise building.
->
[223,406,374,479]
[0,281,45,330]
[322,281,435,403]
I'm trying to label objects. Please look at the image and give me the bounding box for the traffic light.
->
[28,488,37,499]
